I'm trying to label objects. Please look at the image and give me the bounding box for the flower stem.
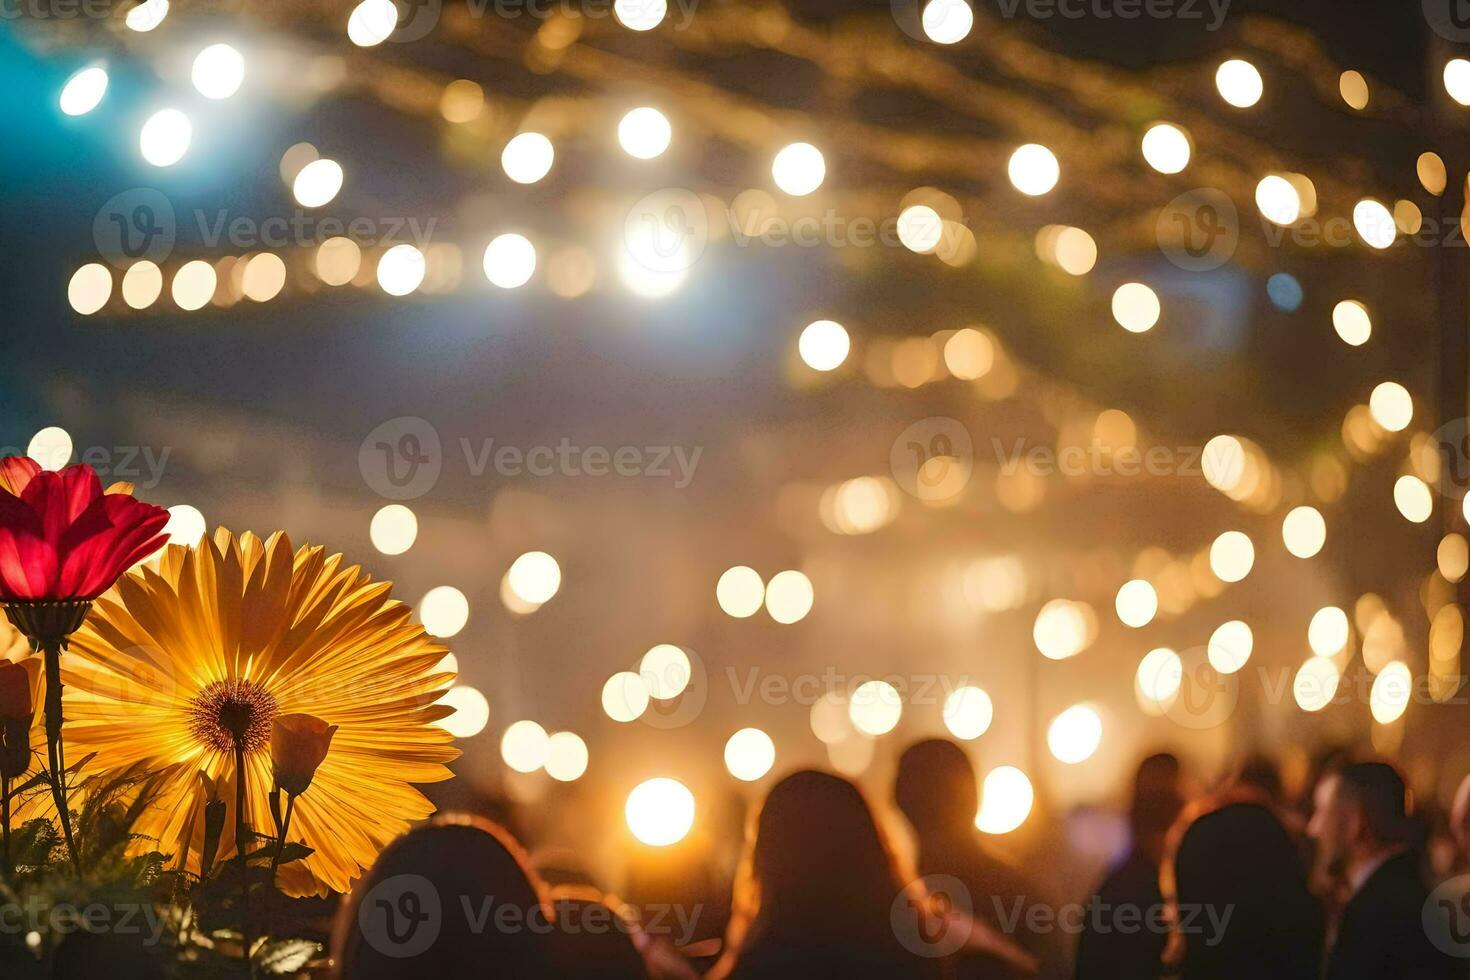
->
[41,639,80,876]
[234,740,254,976]
[2,773,11,878]
[269,793,295,881]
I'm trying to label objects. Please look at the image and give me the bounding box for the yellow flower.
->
[0,619,42,790]
[63,529,459,896]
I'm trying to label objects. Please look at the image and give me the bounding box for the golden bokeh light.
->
[420,585,470,638]
[27,427,72,471]
[1135,647,1182,707]
[640,644,692,699]
[483,233,537,289]
[716,565,766,618]
[614,0,667,31]
[1114,579,1158,628]
[163,504,206,545]
[1208,620,1253,674]
[1438,534,1469,583]
[1368,382,1412,432]
[943,327,995,379]
[139,107,191,167]
[1308,605,1350,658]
[171,260,217,311]
[771,142,826,196]
[502,132,555,184]
[922,0,974,44]
[191,42,245,100]
[1111,282,1160,333]
[897,205,944,253]
[377,243,426,296]
[976,766,1033,834]
[242,252,287,302]
[1047,704,1102,765]
[1208,530,1254,583]
[121,260,163,310]
[1007,143,1060,196]
[1446,58,1470,106]
[438,686,490,739]
[1332,300,1372,346]
[1281,505,1326,559]
[942,685,994,740]
[1141,123,1191,174]
[1353,198,1396,249]
[500,720,550,773]
[1339,70,1369,110]
[293,158,344,208]
[506,551,561,605]
[810,691,852,744]
[1255,175,1301,225]
[602,671,651,723]
[1369,662,1411,725]
[724,728,776,781]
[1393,475,1433,524]
[765,569,814,623]
[848,679,902,736]
[1419,152,1448,196]
[315,236,362,285]
[1294,657,1340,713]
[59,65,108,116]
[1216,59,1263,107]
[369,503,418,555]
[544,731,589,782]
[1033,599,1095,660]
[439,79,484,122]
[626,778,694,846]
[617,106,672,159]
[798,319,851,371]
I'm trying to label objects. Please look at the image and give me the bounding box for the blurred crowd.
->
[332,744,1470,979]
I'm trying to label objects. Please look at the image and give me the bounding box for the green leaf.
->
[255,938,321,975]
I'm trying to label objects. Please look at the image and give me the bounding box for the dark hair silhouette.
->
[710,770,942,980]
[332,813,555,979]
[1129,752,1184,846]
[544,888,650,979]
[1167,800,1322,980]
[1335,761,1413,846]
[894,738,977,838]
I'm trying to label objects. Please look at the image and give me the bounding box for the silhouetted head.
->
[545,889,650,980]
[894,738,978,838]
[1169,801,1321,979]
[1234,753,1283,804]
[333,814,554,979]
[1307,761,1413,875]
[1129,752,1184,855]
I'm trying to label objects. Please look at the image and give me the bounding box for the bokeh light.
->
[347,0,397,46]
[1368,382,1412,432]
[139,108,192,167]
[68,263,111,315]
[765,569,814,623]
[377,244,426,296]
[626,778,694,846]
[1281,506,1326,558]
[1136,647,1183,706]
[163,504,207,546]
[59,66,108,116]
[1114,579,1158,628]
[618,107,672,159]
[502,132,555,184]
[922,0,974,44]
[976,766,1034,834]
[1208,620,1253,674]
[602,671,651,723]
[27,427,72,470]
[1047,704,1102,764]
[544,731,589,782]
[848,679,902,736]
[1332,300,1372,346]
[614,0,667,31]
[1216,59,1263,107]
[438,686,490,739]
[500,720,549,773]
[125,0,168,31]
[1033,599,1095,660]
[1308,606,1350,658]
[798,320,850,372]
[420,585,470,638]
[640,644,691,699]
[898,205,944,253]
[293,158,344,208]
[506,551,561,605]
[1141,123,1191,174]
[716,565,765,618]
[1353,198,1396,249]
[1393,475,1433,524]
[191,43,245,100]
[1255,175,1301,225]
[369,504,418,555]
[771,142,826,196]
[942,685,994,740]
[1446,59,1470,106]
[1294,657,1340,713]
[1209,531,1254,583]
[1111,283,1160,333]
[724,728,776,781]
[1007,144,1060,196]
[122,261,163,310]
[171,260,217,311]
[1369,662,1411,725]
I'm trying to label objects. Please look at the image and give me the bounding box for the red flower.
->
[0,458,170,602]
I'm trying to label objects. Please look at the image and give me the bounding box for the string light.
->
[139,109,192,167]
[1111,283,1160,333]
[59,66,107,116]
[1216,59,1263,107]
[771,142,826,196]
[483,233,537,289]
[191,43,245,100]
[1007,144,1060,196]
[121,261,163,310]
[242,253,286,301]
[922,0,974,44]
[798,320,850,371]
[617,107,672,159]
[1141,123,1191,174]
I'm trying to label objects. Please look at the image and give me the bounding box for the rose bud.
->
[271,713,337,797]
[0,660,33,722]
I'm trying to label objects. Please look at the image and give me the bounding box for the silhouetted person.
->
[1308,762,1455,980]
[1073,752,1185,980]
[895,739,1040,977]
[545,886,698,980]
[1451,771,1470,872]
[332,813,555,979]
[709,769,950,980]
[1168,800,1323,980]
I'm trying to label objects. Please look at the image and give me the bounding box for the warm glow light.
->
[68,263,111,315]
[1446,59,1470,106]
[544,731,589,781]
[716,566,765,618]
[420,585,470,638]
[765,569,814,624]
[1395,475,1433,523]
[1136,647,1182,703]
[500,720,549,773]
[483,233,537,289]
[1370,662,1411,724]
[602,671,651,723]
[125,0,168,31]
[1333,300,1372,346]
[618,107,672,159]
[897,205,944,253]
[1216,59,1263,107]
[316,237,362,285]
[1007,144,1060,196]
[1111,282,1160,333]
[1339,70,1370,110]
[922,0,974,43]
[438,686,490,738]
[1255,175,1301,225]
[1294,657,1340,712]
[640,644,691,699]
[724,728,776,781]
[369,504,418,555]
[121,261,163,310]
[191,43,245,100]
[163,504,207,546]
[347,0,397,46]
[810,692,852,744]
[1282,506,1326,558]
[1209,531,1254,583]
[944,328,995,379]
[1208,621,1253,674]
[614,0,667,31]
[27,428,72,471]
[1114,579,1158,628]
[798,320,850,371]
[171,260,217,311]
[848,679,902,736]
[976,766,1033,834]
[1033,599,1093,660]
[1353,199,1396,249]
[1141,123,1191,174]
[377,243,426,296]
[771,142,826,196]
[502,132,555,184]
[59,66,108,116]
[242,253,286,302]
[943,685,994,740]
[1047,704,1102,764]
[293,158,344,208]
[1368,382,1413,432]
[626,778,694,846]
[139,108,192,167]
[507,551,561,605]
[1054,227,1097,275]
[1308,606,1350,658]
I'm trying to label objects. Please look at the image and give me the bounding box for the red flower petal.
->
[0,457,41,497]
[57,494,169,600]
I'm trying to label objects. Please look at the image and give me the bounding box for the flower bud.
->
[271,713,337,797]
[0,660,36,722]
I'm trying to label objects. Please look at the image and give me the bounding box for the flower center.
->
[187,678,278,753]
